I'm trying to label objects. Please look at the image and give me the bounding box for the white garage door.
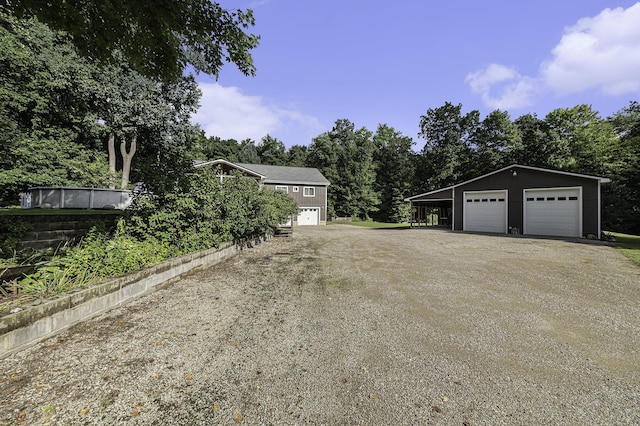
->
[297,207,319,226]
[524,188,581,237]
[463,190,508,233]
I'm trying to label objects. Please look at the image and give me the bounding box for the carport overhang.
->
[405,187,454,229]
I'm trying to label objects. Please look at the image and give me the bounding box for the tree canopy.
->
[0,11,202,201]
[2,0,260,82]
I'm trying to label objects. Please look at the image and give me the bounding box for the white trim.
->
[463,189,508,233]
[194,159,267,179]
[303,186,315,197]
[451,188,455,231]
[275,185,288,193]
[324,186,328,222]
[408,198,452,202]
[455,164,610,187]
[296,206,321,225]
[522,186,582,237]
[597,181,601,237]
[293,186,299,192]
[405,186,454,202]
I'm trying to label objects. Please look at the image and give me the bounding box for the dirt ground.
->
[1,225,639,425]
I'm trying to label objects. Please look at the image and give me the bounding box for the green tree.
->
[307,119,378,219]
[189,134,241,162]
[286,144,308,167]
[604,102,640,234]
[306,134,340,218]
[4,1,260,82]
[418,102,479,190]
[513,113,569,169]
[97,63,201,189]
[257,135,287,165]
[0,12,109,204]
[372,124,415,223]
[544,105,617,175]
[471,110,521,174]
[237,139,260,164]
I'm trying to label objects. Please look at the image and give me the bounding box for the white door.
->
[524,188,581,237]
[463,190,508,233]
[297,207,319,226]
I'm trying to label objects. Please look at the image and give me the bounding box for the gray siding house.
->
[405,164,610,238]
[195,159,330,226]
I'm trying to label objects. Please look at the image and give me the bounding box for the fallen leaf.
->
[79,408,89,415]
[132,410,139,417]
[186,375,193,381]
[234,416,243,423]
[213,403,220,411]
[431,405,442,413]
[369,393,375,400]
[441,396,449,402]
[151,373,160,379]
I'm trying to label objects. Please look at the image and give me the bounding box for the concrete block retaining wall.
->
[0,235,268,358]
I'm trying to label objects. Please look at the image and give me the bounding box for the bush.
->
[14,169,298,300]
[125,170,298,253]
[0,218,27,257]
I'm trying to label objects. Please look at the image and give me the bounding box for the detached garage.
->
[406,164,610,238]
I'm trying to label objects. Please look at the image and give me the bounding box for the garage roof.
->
[459,164,610,186]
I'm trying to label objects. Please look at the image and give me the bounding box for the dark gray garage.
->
[406,164,610,238]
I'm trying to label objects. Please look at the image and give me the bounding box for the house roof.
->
[194,159,266,179]
[194,159,330,186]
[404,164,610,202]
[236,163,330,186]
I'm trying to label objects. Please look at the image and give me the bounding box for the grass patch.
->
[329,221,410,230]
[611,232,640,267]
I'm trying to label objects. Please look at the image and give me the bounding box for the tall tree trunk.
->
[120,134,137,190]
[108,132,116,189]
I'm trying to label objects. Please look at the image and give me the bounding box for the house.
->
[405,164,610,238]
[194,159,330,226]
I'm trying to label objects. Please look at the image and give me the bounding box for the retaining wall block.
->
[0,234,268,358]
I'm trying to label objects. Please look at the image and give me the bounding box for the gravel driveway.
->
[1,226,639,425]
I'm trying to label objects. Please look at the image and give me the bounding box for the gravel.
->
[1,226,639,425]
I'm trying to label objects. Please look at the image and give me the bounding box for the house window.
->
[293,186,299,193]
[303,187,315,197]
[275,185,288,193]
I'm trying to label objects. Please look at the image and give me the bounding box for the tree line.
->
[1,8,638,234]
[190,103,639,234]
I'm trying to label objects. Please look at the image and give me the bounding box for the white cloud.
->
[467,3,640,109]
[541,3,640,95]
[191,83,322,144]
[465,64,537,110]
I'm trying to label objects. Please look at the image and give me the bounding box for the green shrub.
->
[0,218,27,258]
[14,169,298,300]
[125,169,298,253]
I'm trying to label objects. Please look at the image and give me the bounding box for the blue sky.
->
[192,1,640,149]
